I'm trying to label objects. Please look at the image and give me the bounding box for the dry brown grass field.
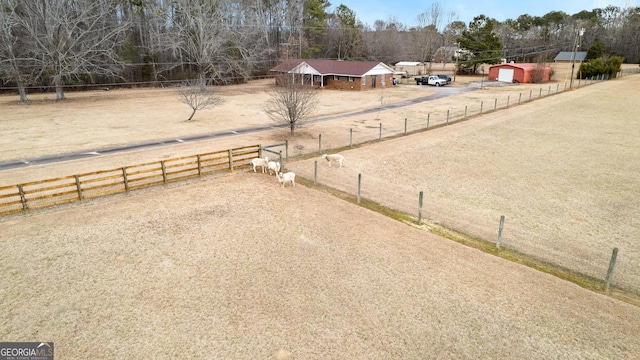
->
[1,63,640,358]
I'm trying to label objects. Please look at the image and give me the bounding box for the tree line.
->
[1,0,638,100]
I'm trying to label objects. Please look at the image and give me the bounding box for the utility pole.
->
[454,42,459,83]
[569,28,585,89]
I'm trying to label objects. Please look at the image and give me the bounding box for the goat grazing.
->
[276,172,295,188]
[250,156,269,173]
[321,153,345,168]
[267,160,281,176]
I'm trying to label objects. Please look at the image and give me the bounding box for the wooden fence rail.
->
[0,145,260,216]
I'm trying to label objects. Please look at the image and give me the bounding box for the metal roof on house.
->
[490,63,551,71]
[554,52,588,61]
[271,59,394,77]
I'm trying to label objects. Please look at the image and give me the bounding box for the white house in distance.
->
[393,61,424,77]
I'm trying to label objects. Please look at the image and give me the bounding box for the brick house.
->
[271,59,396,90]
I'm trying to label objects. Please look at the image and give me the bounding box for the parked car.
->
[436,74,452,84]
[415,75,448,87]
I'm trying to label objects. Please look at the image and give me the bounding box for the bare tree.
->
[375,86,388,120]
[364,18,407,64]
[441,10,461,64]
[620,7,640,63]
[134,1,179,85]
[164,1,224,81]
[177,79,224,121]
[325,4,364,60]
[0,0,35,101]
[18,0,130,100]
[264,75,319,135]
[167,0,266,84]
[410,3,445,66]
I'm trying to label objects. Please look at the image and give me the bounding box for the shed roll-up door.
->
[497,68,514,82]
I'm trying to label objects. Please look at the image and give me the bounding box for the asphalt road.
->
[0,86,475,171]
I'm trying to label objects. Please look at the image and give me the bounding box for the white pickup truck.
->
[415,75,448,87]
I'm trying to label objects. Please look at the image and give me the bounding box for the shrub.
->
[578,56,624,79]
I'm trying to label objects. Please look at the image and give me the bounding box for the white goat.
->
[321,153,345,168]
[250,156,269,173]
[267,160,281,176]
[276,172,295,188]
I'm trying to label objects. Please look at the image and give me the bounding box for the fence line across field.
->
[1,73,630,214]
[312,76,622,153]
[303,166,636,296]
[309,72,633,157]
[311,166,636,294]
[0,145,260,216]
[1,71,637,285]
[302,69,638,295]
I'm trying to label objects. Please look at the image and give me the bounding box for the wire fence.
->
[290,161,637,296]
[296,73,634,154]
[280,72,640,296]
[3,71,638,295]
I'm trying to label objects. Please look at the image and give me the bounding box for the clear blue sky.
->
[332,0,638,28]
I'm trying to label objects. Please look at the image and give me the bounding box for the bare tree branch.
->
[0,0,34,101]
[264,75,319,135]
[17,0,130,100]
[177,78,224,121]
